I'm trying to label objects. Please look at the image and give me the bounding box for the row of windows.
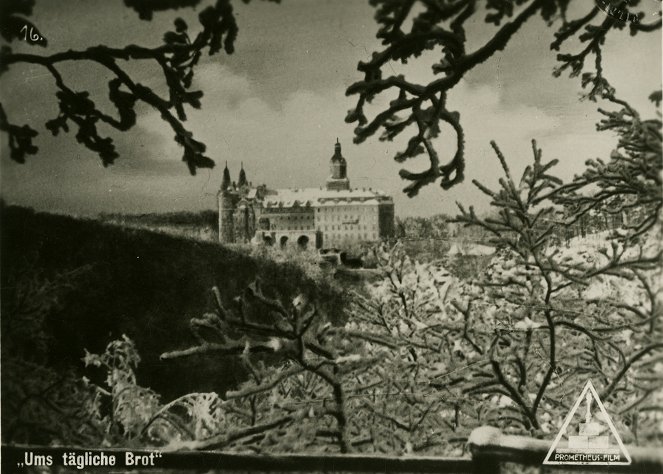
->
[267,215,313,220]
[326,233,378,242]
[317,215,377,222]
[267,224,378,232]
[271,224,314,231]
[266,219,313,227]
[318,207,375,213]
[321,225,377,231]
[263,210,313,216]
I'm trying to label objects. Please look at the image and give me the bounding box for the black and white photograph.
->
[1,0,662,472]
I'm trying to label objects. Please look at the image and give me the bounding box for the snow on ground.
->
[556,226,660,307]
[448,242,496,256]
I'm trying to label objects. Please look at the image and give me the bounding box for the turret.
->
[218,165,236,243]
[238,162,248,188]
[326,139,350,191]
[219,192,236,243]
[221,161,231,191]
[330,139,347,179]
[235,198,250,243]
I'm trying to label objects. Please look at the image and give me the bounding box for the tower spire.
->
[238,161,248,188]
[221,161,231,190]
[326,138,350,191]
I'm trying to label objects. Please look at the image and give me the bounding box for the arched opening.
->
[280,236,289,248]
[263,235,274,246]
[297,235,309,250]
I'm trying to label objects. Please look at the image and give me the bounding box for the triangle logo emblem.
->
[543,380,631,465]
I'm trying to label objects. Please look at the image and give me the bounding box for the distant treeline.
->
[100,210,218,228]
[396,213,496,242]
[396,214,451,240]
[395,214,497,264]
[101,211,497,247]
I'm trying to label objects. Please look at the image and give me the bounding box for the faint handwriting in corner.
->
[595,0,662,24]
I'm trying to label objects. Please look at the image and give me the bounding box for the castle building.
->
[218,140,395,249]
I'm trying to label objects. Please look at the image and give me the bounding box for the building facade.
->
[218,141,395,249]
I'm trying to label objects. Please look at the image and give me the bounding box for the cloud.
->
[139,63,356,187]
[118,59,612,217]
[393,81,567,216]
[4,2,656,219]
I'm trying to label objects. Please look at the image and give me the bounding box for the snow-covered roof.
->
[261,187,392,208]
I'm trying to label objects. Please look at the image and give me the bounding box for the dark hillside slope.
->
[1,206,342,400]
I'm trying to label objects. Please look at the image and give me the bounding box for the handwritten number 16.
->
[20,25,41,43]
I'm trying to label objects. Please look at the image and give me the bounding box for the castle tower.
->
[247,204,256,239]
[219,191,236,243]
[235,198,250,243]
[221,161,231,191]
[219,165,236,243]
[326,139,350,191]
[238,162,248,189]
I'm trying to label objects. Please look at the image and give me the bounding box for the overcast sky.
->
[1,0,661,217]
